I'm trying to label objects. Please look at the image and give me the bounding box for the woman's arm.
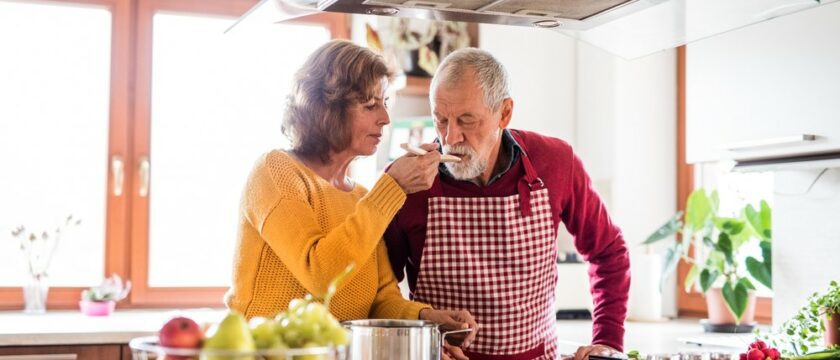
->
[246,158,406,296]
[368,241,430,319]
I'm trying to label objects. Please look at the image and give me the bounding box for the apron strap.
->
[510,130,544,217]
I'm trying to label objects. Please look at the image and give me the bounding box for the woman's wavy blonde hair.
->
[282,39,393,163]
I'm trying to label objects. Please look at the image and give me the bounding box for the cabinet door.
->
[0,344,122,360]
[686,4,840,163]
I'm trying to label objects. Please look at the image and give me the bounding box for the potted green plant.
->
[79,274,131,316]
[761,281,840,354]
[645,188,772,326]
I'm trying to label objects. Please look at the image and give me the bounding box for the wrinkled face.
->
[345,78,390,157]
[432,72,503,180]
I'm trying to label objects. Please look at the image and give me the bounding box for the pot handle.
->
[441,328,473,346]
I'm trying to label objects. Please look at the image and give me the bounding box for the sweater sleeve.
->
[369,241,431,319]
[245,157,407,296]
[562,151,630,351]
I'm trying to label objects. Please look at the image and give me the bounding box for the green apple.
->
[203,312,255,360]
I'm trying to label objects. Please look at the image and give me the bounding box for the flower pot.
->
[705,287,756,325]
[79,300,116,316]
[825,311,840,348]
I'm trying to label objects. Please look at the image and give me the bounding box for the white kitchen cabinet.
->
[685,3,840,164]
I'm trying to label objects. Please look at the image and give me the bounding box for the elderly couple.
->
[224,39,630,360]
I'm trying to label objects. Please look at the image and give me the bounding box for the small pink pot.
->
[79,300,116,316]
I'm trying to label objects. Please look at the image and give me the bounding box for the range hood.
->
[233,0,837,59]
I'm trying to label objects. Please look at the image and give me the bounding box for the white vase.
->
[23,274,49,314]
[627,253,665,321]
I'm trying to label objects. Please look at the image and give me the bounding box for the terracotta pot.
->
[825,310,840,348]
[705,288,756,324]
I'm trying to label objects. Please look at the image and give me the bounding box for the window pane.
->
[0,2,110,287]
[148,13,330,287]
[696,162,774,296]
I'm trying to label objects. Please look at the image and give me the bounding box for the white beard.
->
[443,143,486,180]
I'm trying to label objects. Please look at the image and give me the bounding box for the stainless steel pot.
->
[342,319,471,360]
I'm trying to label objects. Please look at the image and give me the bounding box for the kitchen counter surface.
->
[0,309,758,354]
[553,319,759,355]
[0,308,226,347]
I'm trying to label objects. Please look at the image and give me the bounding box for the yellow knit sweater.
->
[225,150,429,321]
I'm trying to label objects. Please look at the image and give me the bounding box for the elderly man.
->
[385,48,631,360]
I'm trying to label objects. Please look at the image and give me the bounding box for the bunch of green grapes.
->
[276,296,349,348]
[249,265,353,359]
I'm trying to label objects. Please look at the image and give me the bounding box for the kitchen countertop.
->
[553,319,759,355]
[0,309,758,354]
[0,308,226,347]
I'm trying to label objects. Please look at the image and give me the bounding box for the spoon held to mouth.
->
[400,143,461,163]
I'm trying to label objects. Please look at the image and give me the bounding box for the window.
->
[0,0,347,309]
[0,1,112,288]
[146,14,329,288]
[695,161,774,296]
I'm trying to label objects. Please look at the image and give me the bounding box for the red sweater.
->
[385,129,630,351]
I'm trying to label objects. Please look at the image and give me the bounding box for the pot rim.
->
[341,319,438,328]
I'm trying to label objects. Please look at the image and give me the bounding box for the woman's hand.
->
[387,143,441,194]
[419,308,479,348]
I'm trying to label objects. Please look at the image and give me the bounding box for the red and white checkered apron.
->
[414,140,558,360]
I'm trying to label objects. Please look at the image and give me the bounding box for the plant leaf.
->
[760,200,772,240]
[746,256,772,289]
[643,212,683,245]
[716,232,734,265]
[686,189,712,231]
[710,190,720,213]
[699,269,719,293]
[760,240,772,269]
[722,280,749,325]
[715,217,745,236]
[660,242,683,291]
[738,277,756,290]
[684,264,700,293]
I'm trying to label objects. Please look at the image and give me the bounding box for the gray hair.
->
[430,47,511,112]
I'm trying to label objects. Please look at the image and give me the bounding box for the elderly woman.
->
[225,40,475,341]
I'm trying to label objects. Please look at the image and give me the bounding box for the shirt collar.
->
[438,129,522,185]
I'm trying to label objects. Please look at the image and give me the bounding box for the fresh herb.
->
[759,281,840,356]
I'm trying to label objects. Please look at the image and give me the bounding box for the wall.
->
[478,24,577,142]
[576,41,678,318]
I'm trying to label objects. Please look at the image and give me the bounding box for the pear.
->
[203,312,255,360]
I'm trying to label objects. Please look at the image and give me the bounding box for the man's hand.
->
[574,344,627,360]
[419,308,479,347]
[442,343,469,360]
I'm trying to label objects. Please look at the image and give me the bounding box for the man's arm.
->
[384,214,409,283]
[562,152,631,352]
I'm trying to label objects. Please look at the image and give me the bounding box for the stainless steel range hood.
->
[234,0,837,59]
